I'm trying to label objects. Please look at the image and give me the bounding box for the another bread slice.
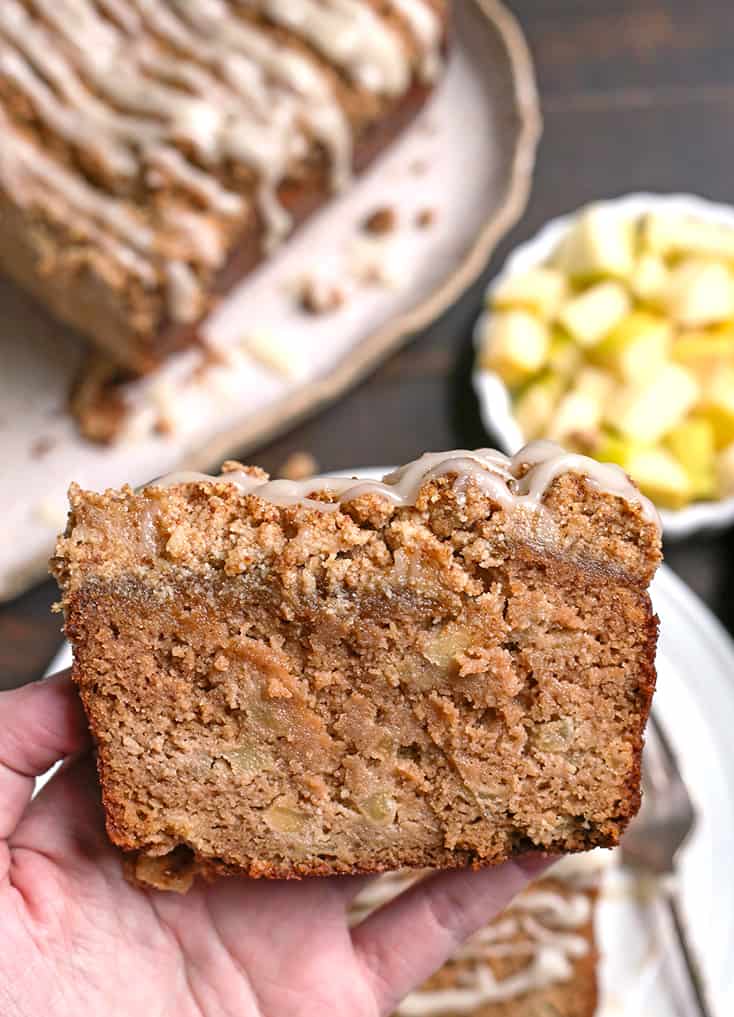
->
[351,865,600,1017]
[51,443,661,891]
[0,1,448,372]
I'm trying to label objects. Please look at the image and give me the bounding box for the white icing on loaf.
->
[165,261,206,323]
[250,0,410,95]
[0,105,158,286]
[0,0,441,313]
[390,0,443,81]
[349,866,595,1012]
[152,441,661,530]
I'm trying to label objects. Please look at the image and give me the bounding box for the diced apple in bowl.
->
[700,366,734,449]
[491,267,568,319]
[590,311,672,384]
[557,281,630,347]
[552,205,636,281]
[631,253,669,307]
[718,444,734,497]
[476,200,734,516]
[514,374,565,440]
[642,212,734,261]
[604,364,700,446]
[477,310,550,387]
[547,329,583,380]
[623,447,693,510]
[665,259,734,328]
[666,419,718,501]
[673,326,734,369]
[546,368,614,444]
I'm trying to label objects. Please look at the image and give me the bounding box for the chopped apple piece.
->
[552,206,636,280]
[593,431,645,469]
[491,267,568,319]
[547,394,600,444]
[605,363,700,444]
[665,258,734,327]
[547,328,583,379]
[699,366,734,448]
[666,417,715,470]
[666,419,718,500]
[575,366,616,403]
[672,326,734,366]
[591,311,672,384]
[641,212,734,261]
[546,369,613,444]
[717,443,734,497]
[514,374,565,440]
[631,252,669,306]
[489,207,734,509]
[557,281,630,348]
[478,310,550,386]
[624,447,693,510]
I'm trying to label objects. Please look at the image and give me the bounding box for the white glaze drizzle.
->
[396,947,574,1014]
[145,147,243,218]
[0,106,158,287]
[0,42,137,178]
[247,0,411,95]
[390,0,443,81]
[96,0,141,33]
[151,441,661,530]
[158,205,226,269]
[165,261,205,323]
[0,0,431,308]
[349,867,594,1013]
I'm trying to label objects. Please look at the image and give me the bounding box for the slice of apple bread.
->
[52,443,661,891]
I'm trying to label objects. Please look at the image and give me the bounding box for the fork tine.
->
[649,713,681,773]
[623,715,713,1016]
[643,712,677,793]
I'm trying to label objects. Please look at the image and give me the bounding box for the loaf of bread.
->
[0,0,448,373]
[51,442,661,891]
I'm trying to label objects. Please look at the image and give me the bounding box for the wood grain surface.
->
[2,0,733,690]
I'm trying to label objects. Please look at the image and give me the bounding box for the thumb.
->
[0,671,90,840]
[352,856,553,1015]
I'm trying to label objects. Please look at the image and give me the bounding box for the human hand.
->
[1,672,550,1017]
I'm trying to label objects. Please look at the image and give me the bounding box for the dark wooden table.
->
[2,0,733,690]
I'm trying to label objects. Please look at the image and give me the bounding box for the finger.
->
[352,855,553,1015]
[10,751,109,861]
[0,671,90,838]
[7,753,130,931]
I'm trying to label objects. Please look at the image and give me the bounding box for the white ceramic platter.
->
[40,462,734,1015]
[472,192,734,541]
[1,0,541,602]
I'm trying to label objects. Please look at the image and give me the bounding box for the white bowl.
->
[472,192,734,540]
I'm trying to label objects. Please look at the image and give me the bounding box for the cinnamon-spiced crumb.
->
[363,206,397,235]
[68,352,131,444]
[154,416,176,437]
[278,451,319,481]
[300,277,345,315]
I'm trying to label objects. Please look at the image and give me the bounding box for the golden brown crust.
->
[53,464,660,892]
